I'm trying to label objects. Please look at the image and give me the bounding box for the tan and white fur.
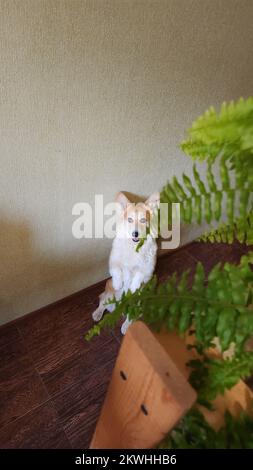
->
[92,191,160,335]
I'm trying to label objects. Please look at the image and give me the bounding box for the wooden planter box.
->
[90,321,253,449]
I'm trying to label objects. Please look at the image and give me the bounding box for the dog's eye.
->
[128,217,133,223]
[140,218,146,223]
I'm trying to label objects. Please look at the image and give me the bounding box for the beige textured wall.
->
[0,0,253,325]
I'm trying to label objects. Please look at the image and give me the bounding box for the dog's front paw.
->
[130,279,141,292]
[110,267,123,291]
[92,307,103,322]
[112,275,123,291]
[130,272,143,293]
[121,318,132,335]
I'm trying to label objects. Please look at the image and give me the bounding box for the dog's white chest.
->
[110,237,157,271]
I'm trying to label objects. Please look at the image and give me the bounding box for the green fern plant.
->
[161,97,253,244]
[86,98,253,448]
[158,408,253,449]
[180,97,253,163]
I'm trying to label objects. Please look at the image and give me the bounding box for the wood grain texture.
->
[0,337,48,428]
[90,322,196,449]
[53,361,116,448]
[0,276,119,448]
[17,288,119,397]
[0,402,71,449]
[185,241,246,274]
[40,332,119,398]
[155,247,198,285]
[0,324,20,348]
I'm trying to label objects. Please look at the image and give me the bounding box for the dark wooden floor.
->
[0,241,251,448]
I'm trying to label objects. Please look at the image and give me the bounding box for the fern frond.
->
[161,167,252,225]
[188,352,253,402]
[159,408,253,449]
[199,213,253,245]
[165,98,253,246]
[180,97,253,164]
[86,252,253,354]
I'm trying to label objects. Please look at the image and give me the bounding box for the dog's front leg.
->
[121,316,133,335]
[120,272,145,335]
[110,266,123,291]
[130,271,145,293]
[122,267,131,292]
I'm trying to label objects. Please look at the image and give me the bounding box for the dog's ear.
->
[145,192,160,212]
[115,192,130,210]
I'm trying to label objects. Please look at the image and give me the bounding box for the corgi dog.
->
[92,191,160,335]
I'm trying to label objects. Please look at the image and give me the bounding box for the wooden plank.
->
[90,321,196,449]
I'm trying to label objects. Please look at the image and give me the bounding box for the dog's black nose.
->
[132,231,139,238]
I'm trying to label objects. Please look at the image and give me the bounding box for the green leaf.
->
[159,407,253,449]
[216,307,237,351]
